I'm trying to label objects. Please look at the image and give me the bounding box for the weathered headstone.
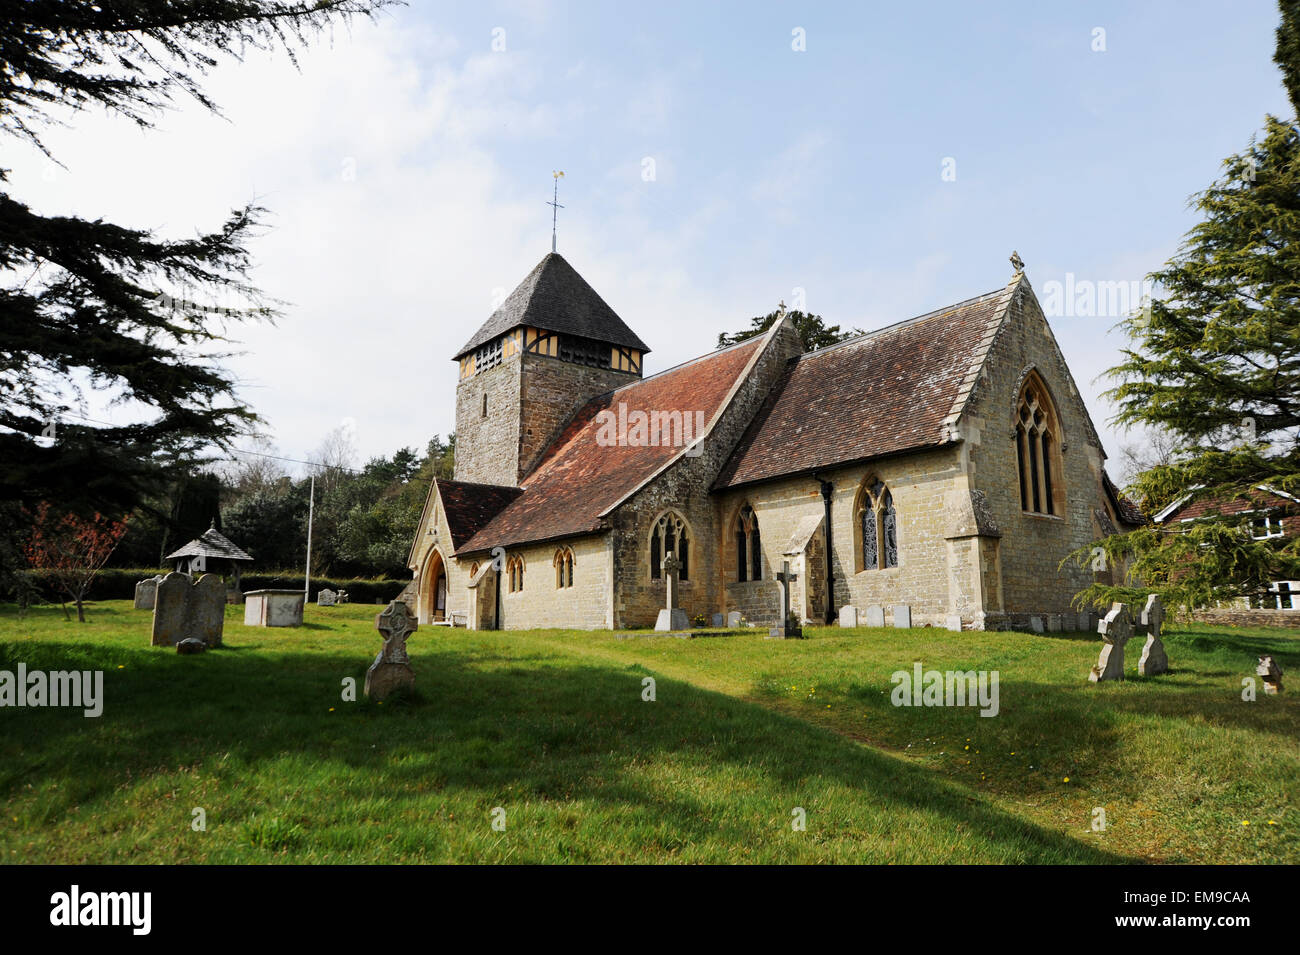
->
[192,574,226,648]
[365,600,418,701]
[654,552,689,631]
[865,605,886,628]
[176,637,207,655]
[1077,611,1093,633]
[892,604,912,629]
[337,590,350,604]
[1090,602,1133,682]
[945,614,963,632]
[839,605,859,628]
[726,610,744,628]
[1029,615,1044,634]
[317,588,338,607]
[711,612,725,628]
[1137,593,1169,677]
[151,572,224,648]
[1257,655,1284,695]
[1046,614,1062,633]
[134,575,163,610]
[768,560,802,639]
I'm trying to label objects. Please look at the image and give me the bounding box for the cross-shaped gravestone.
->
[662,552,681,612]
[1137,593,1169,676]
[769,560,803,639]
[1257,655,1284,695]
[654,552,688,631]
[365,600,418,700]
[1089,602,1132,682]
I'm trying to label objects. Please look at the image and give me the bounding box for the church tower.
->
[452,253,650,486]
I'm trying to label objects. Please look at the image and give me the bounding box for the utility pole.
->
[304,474,315,602]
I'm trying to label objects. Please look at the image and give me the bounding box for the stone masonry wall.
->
[716,446,966,627]
[959,277,1117,622]
[454,358,523,486]
[517,353,639,479]
[609,323,805,628]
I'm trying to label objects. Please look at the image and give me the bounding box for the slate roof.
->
[714,286,1016,489]
[454,253,651,360]
[456,337,766,554]
[437,480,522,549]
[1102,473,1145,527]
[164,525,253,562]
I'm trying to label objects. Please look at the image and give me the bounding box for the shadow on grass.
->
[0,637,1127,863]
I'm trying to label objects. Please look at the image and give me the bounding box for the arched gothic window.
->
[734,504,763,582]
[1016,375,1063,515]
[554,547,575,589]
[506,556,525,593]
[857,479,899,571]
[649,511,690,581]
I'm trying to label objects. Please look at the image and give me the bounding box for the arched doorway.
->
[422,549,447,624]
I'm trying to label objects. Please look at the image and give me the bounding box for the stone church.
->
[407,251,1140,631]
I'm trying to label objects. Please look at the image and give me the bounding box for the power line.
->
[51,410,362,474]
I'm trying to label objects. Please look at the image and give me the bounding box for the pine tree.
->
[1074,116,1300,610]
[717,310,862,352]
[0,1,392,533]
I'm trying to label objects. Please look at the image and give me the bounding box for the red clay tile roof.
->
[457,337,765,553]
[714,287,1015,489]
[437,480,522,549]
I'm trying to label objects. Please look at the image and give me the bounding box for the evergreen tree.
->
[717,310,862,352]
[1074,116,1300,610]
[0,1,391,529]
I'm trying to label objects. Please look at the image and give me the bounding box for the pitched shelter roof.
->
[454,253,651,360]
[437,480,523,549]
[164,524,253,562]
[456,336,767,553]
[714,285,1017,489]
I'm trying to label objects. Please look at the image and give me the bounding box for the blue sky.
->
[9,0,1291,472]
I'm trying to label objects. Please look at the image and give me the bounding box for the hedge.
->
[20,568,410,605]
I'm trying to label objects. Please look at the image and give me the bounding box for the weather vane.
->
[548,170,565,253]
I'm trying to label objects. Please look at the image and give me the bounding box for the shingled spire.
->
[453,253,651,487]
[454,253,649,361]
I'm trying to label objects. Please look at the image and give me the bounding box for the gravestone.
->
[365,600,418,701]
[134,575,163,610]
[337,590,350,604]
[892,604,912,629]
[176,637,207,655]
[865,605,885,628]
[1029,615,1044,634]
[711,612,725,628]
[1077,611,1093,633]
[839,605,858,628]
[1089,602,1133,682]
[151,572,224,648]
[945,614,962,632]
[1257,656,1284,695]
[317,588,338,607]
[726,610,744,628]
[654,552,689,631]
[1046,614,1062,633]
[768,560,802,639]
[192,574,226,648]
[1137,593,1169,677]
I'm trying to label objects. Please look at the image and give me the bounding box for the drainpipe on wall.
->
[818,477,835,624]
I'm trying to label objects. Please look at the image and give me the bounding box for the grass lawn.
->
[0,600,1296,864]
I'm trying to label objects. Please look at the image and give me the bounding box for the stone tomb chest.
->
[243,589,305,627]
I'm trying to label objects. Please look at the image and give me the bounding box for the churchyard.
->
[0,600,1294,864]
